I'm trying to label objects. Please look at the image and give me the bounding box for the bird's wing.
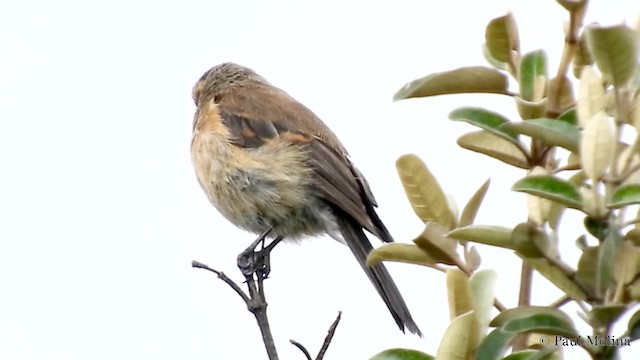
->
[215,85,392,242]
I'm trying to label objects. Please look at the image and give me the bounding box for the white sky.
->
[1,0,639,359]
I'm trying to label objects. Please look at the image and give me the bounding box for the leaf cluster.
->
[370,2,640,359]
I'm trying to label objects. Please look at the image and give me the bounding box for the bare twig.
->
[289,311,342,360]
[290,340,312,360]
[315,311,342,360]
[192,260,279,360]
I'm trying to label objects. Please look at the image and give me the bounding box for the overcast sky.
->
[1,0,639,359]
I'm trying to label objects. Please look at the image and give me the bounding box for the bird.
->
[190,62,421,336]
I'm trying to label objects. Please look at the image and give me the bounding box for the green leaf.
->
[491,306,575,328]
[366,243,436,267]
[447,225,514,250]
[502,350,555,360]
[550,75,575,111]
[447,269,472,320]
[370,348,435,360]
[469,270,497,339]
[474,328,516,360]
[628,309,640,341]
[459,179,491,227]
[515,97,547,120]
[465,245,482,272]
[524,258,588,300]
[511,222,550,259]
[512,175,583,209]
[597,232,623,296]
[558,108,578,125]
[457,131,530,169]
[393,66,510,100]
[576,247,599,298]
[557,0,586,12]
[613,240,637,285]
[503,314,578,338]
[450,107,519,143]
[482,44,509,70]
[573,32,594,78]
[520,50,548,102]
[436,312,477,360]
[396,154,456,228]
[502,119,580,154]
[584,216,610,240]
[485,12,520,65]
[589,305,629,329]
[608,183,640,208]
[586,24,640,87]
[414,222,460,265]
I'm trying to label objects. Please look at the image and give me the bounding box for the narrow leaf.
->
[447,225,514,250]
[502,118,580,154]
[457,131,530,169]
[393,67,510,100]
[608,183,640,208]
[450,107,519,143]
[491,306,575,328]
[512,175,583,209]
[474,328,516,360]
[524,258,588,300]
[502,313,579,338]
[447,269,472,320]
[459,179,491,227]
[367,243,436,267]
[396,154,456,228]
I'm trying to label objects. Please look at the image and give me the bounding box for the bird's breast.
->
[191,112,333,238]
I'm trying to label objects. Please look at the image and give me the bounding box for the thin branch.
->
[290,340,312,360]
[192,260,279,360]
[191,260,250,303]
[315,312,342,360]
[289,311,342,360]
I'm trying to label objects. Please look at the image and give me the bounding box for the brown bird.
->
[190,62,421,335]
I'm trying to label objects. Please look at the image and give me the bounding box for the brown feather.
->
[215,85,390,240]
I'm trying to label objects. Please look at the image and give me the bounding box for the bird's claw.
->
[237,248,272,279]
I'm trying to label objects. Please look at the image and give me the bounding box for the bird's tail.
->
[335,216,422,336]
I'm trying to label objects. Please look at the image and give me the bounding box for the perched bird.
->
[190,62,421,335]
